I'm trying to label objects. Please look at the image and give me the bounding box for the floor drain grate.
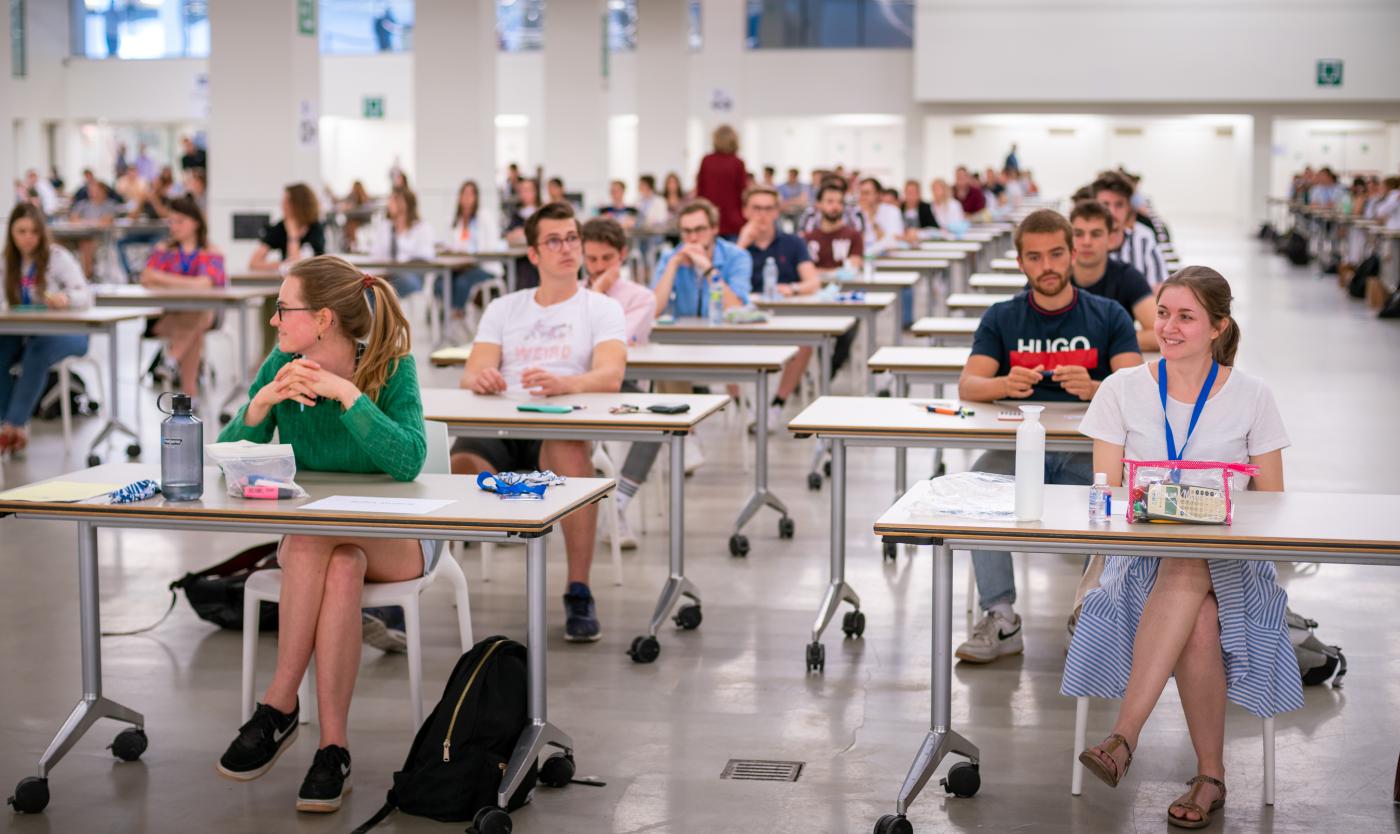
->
[720,759,804,782]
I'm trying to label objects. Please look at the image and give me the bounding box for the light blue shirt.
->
[655,237,752,317]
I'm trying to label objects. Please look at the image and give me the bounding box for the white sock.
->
[988,602,1015,622]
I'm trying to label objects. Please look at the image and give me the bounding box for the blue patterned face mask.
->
[476,470,566,500]
[109,480,161,504]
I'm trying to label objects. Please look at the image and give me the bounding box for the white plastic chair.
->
[240,420,474,732]
[464,276,507,337]
[479,443,624,586]
[33,354,105,453]
[1071,697,1274,805]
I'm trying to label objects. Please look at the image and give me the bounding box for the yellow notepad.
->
[0,481,122,503]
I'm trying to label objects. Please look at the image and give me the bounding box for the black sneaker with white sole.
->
[217,701,299,781]
[296,745,352,813]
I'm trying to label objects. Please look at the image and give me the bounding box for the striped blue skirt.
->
[1061,556,1304,718]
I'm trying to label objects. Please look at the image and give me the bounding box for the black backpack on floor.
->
[1282,229,1310,266]
[1348,254,1380,299]
[171,542,280,631]
[352,636,537,832]
[1286,608,1346,687]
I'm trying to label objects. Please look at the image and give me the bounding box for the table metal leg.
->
[37,522,144,779]
[86,322,141,463]
[923,272,936,319]
[499,534,572,806]
[644,434,699,638]
[506,259,518,294]
[808,439,859,670]
[894,376,909,500]
[891,541,979,816]
[439,267,453,346]
[731,370,788,542]
[864,311,877,396]
[217,303,253,420]
[892,295,903,346]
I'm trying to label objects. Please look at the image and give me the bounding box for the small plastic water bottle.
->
[1014,405,1045,521]
[159,392,204,501]
[707,278,724,325]
[1088,472,1111,522]
[762,257,779,300]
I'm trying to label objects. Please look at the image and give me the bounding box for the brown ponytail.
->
[1155,266,1239,366]
[289,255,412,403]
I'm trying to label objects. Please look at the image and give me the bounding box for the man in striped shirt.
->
[1094,171,1168,286]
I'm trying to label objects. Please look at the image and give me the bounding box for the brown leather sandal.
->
[1077,733,1133,788]
[1167,775,1226,829]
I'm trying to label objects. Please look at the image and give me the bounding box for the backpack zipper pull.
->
[442,740,451,762]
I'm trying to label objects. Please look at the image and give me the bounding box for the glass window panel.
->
[746,0,911,49]
[75,0,208,60]
[498,0,543,52]
[11,0,25,77]
[687,0,700,50]
[606,0,634,52]
[319,0,415,55]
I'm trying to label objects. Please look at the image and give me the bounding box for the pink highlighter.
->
[242,485,295,500]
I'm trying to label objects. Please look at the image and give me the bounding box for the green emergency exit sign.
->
[297,0,316,36]
[363,96,385,119]
[1316,59,1343,87]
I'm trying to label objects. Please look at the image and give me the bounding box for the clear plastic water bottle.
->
[1014,405,1045,521]
[762,257,779,300]
[707,277,724,325]
[1088,472,1111,522]
[159,392,203,501]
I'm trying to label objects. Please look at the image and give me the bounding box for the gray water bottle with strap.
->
[159,392,203,501]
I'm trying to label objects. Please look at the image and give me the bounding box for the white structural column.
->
[414,0,497,234]
[688,0,745,143]
[1250,112,1274,224]
[0,15,13,206]
[635,0,690,181]
[541,0,608,208]
[207,0,321,258]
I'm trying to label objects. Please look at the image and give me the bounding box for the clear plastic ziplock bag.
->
[205,441,310,500]
[910,471,1017,520]
[1124,459,1259,525]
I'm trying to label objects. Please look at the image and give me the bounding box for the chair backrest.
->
[423,419,451,475]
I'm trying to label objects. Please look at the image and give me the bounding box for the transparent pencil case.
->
[205,441,309,500]
[1124,459,1258,525]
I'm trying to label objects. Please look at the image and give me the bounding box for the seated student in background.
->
[546,177,569,207]
[581,217,657,549]
[442,179,504,343]
[930,177,966,230]
[901,179,938,240]
[0,204,92,455]
[797,175,865,235]
[955,209,1141,664]
[249,183,326,272]
[597,180,638,228]
[504,178,543,290]
[778,167,810,212]
[635,175,670,231]
[1095,172,1168,287]
[954,167,987,217]
[118,169,174,278]
[451,203,627,642]
[141,195,226,395]
[359,186,433,299]
[737,185,821,426]
[1065,267,1299,829]
[182,167,209,214]
[1070,200,1157,351]
[857,177,904,259]
[68,179,121,278]
[800,181,863,383]
[652,198,752,319]
[215,256,425,814]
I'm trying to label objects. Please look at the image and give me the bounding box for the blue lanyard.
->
[176,246,198,275]
[1158,358,1218,461]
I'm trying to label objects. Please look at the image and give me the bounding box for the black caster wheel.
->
[86,454,102,467]
[883,542,898,561]
[6,777,49,814]
[806,472,823,491]
[823,460,832,477]
[728,533,750,557]
[219,412,232,426]
[538,752,575,788]
[940,762,980,797]
[777,517,795,539]
[876,388,892,398]
[628,635,660,664]
[126,443,142,458]
[935,461,947,477]
[842,610,866,638]
[109,727,147,761]
[805,641,825,673]
[874,813,913,834]
[471,806,513,834]
[673,604,702,630]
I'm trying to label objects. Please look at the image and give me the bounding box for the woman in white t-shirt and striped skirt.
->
[1063,266,1303,829]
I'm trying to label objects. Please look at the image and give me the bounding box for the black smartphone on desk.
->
[647,403,691,414]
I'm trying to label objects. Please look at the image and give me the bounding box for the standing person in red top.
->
[141,194,226,395]
[695,124,748,241]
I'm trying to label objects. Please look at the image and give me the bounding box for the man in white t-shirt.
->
[450,202,627,643]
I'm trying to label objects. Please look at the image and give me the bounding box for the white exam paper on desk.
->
[301,496,455,515]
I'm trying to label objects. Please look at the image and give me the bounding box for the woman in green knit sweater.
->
[214,255,424,814]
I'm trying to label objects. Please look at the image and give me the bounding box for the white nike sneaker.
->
[602,509,639,550]
[955,610,1024,664]
[684,437,705,475]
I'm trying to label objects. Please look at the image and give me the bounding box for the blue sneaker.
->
[563,582,601,642]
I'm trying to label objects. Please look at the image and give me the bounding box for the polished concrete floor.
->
[2,225,1399,834]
